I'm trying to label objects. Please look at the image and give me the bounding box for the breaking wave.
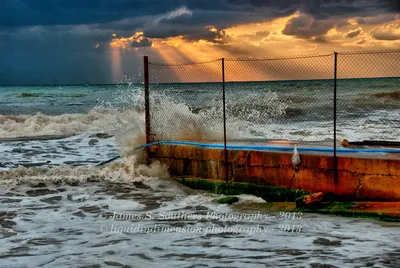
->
[0,108,143,139]
[0,155,169,187]
[3,81,397,147]
[149,88,290,141]
[1,84,291,142]
[371,91,400,101]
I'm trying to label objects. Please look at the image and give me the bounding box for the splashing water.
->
[1,80,400,268]
[0,155,169,187]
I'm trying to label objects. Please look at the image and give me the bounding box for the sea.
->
[0,78,399,267]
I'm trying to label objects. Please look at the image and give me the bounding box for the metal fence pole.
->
[333,52,338,184]
[144,56,151,165]
[222,58,229,183]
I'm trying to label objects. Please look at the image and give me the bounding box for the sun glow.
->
[110,32,145,48]
[107,11,400,81]
[110,48,122,83]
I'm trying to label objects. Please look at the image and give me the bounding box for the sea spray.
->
[149,92,222,141]
[148,88,290,141]
[0,82,299,143]
[292,145,301,166]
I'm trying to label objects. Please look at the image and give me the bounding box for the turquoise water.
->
[0,79,400,267]
[1,77,399,116]
[0,78,398,170]
[0,85,120,115]
[1,78,399,142]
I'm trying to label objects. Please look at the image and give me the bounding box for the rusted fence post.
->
[333,52,338,184]
[222,58,229,183]
[144,56,151,165]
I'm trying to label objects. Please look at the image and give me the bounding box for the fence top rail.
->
[225,53,333,61]
[148,59,222,66]
[337,49,400,55]
[146,49,400,66]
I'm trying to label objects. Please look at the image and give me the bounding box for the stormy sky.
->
[0,0,399,85]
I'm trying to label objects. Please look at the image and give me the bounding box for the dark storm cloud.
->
[281,14,342,39]
[0,0,398,85]
[131,36,153,47]
[0,1,396,40]
[1,24,113,51]
[0,0,170,28]
[356,14,398,25]
[345,28,362,38]
[312,35,328,43]
[371,25,400,40]
[382,0,400,12]
[142,7,295,41]
[301,0,396,19]
[0,1,297,44]
[1,1,396,30]
[280,1,398,40]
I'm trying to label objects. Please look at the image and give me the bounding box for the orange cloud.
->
[108,10,400,68]
[371,23,400,40]
[205,26,217,32]
[110,32,151,48]
[158,36,185,47]
[345,27,363,38]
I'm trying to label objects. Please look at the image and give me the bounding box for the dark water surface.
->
[1,80,399,267]
[1,176,400,268]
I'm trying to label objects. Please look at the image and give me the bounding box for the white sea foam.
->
[0,132,118,170]
[0,155,169,187]
[1,82,399,268]
[235,194,267,204]
[0,108,143,139]
[1,82,398,165]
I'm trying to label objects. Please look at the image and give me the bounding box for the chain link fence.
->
[336,50,400,145]
[145,49,400,148]
[148,60,223,142]
[225,55,334,147]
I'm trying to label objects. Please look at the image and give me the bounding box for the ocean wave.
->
[371,91,400,100]
[2,84,397,144]
[18,92,87,98]
[2,82,330,142]
[0,107,144,139]
[19,92,42,97]
[148,89,292,141]
[349,91,400,111]
[2,86,381,143]
[0,156,169,187]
